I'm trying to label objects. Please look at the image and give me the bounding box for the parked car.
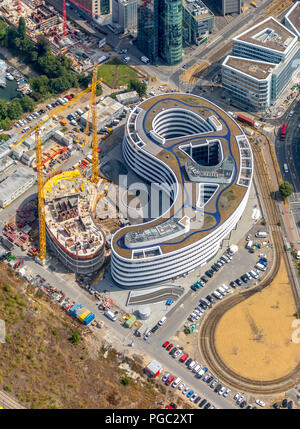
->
[166,343,173,351]
[198,399,207,408]
[162,341,170,348]
[194,396,201,405]
[223,388,231,398]
[180,353,189,363]
[229,281,236,289]
[162,373,170,383]
[204,403,211,409]
[235,279,243,286]
[165,375,174,386]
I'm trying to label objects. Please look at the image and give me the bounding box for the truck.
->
[140,56,150,64]
[104,310,118,321]
[236,113,255,127]
[255,231,267,238]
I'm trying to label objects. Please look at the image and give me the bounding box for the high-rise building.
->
[159,0,183,65]
[112,0,137,33]
[137,0,182,65]
[137,0,159,63]
[182,0,214,45]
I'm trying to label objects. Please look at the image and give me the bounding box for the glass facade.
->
[159,0,183,65]
[137,0,159,63]
[137,0,182,65]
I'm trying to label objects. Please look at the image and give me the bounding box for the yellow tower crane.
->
[35,125,47,262]
[91,64,100,184]
[9,64,103,263]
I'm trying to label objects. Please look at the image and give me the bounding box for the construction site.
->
[0,0,107,72]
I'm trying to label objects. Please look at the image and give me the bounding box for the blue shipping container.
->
[69,302,83,317]
[83,313,95,325]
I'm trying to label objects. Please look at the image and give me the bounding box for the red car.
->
[162,341,170,348]
[166,343,173,351]
[180,353,189,363]
[165,375,174,386]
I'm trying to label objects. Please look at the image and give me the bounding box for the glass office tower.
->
[137,0,182,65]
[137,0,159,63]
[159,0,182,65]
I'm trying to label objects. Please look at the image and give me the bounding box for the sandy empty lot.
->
[215,259,300,381]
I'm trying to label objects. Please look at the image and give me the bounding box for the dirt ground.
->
[215,258,300,381]
[0,262,186,409]
[180,62,209,84]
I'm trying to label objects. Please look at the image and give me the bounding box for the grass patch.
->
[98,58,140,89]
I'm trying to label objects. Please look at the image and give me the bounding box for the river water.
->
[0,54,19,101]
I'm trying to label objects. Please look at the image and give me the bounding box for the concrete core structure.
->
[43,171,105,274]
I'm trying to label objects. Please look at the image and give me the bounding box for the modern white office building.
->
[285,1,300,39]
[111,93,253,288]
[222,17,300,110]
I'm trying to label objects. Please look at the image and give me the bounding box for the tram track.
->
[199,143,300,395]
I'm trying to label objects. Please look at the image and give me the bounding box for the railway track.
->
[199,143,300,395]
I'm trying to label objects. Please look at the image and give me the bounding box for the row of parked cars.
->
[161,371,215,409]
[14,94,76,131]
[161,342,234,408]
[161,341,271,409]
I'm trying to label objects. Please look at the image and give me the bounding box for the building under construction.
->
[43,170,106,274]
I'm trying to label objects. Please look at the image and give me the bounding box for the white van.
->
[250,270,258,279]
[172,377,181,388]
[193,364,201,374]
[213,290,222,300]
[255,231,267,238]
[246,240,253,249]
[222,284,230,294]
[255,263,266,271]
[217,286,227,296]
[158,316,167,326]
[188,360,197,370]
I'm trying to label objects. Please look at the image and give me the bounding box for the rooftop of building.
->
[112,93,253,258]
[81,96,124,124]
[234,16,296,53]
[0,167,35,203]
[183,0,214,19]
[43,171,105,259]
[285,1,300,36]
[223,55,276,79]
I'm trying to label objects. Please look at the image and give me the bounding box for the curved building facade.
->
[43,171,105,274]
[111,93,253,288]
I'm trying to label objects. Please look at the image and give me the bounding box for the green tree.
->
[20,96,35,112]
[36,35,49,57]
[129,79,147,97]
[0,118,11,130]
[18,17,26,39]
[279,181,294,198]
[71,330,81,345]
[50,76,71,93]
[30,75,49,95]
[0,99,7,119]
[7,99,23,120]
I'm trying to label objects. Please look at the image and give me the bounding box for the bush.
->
[121,376,132,386]
[71,330,80,345]
[4,285,11,292]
